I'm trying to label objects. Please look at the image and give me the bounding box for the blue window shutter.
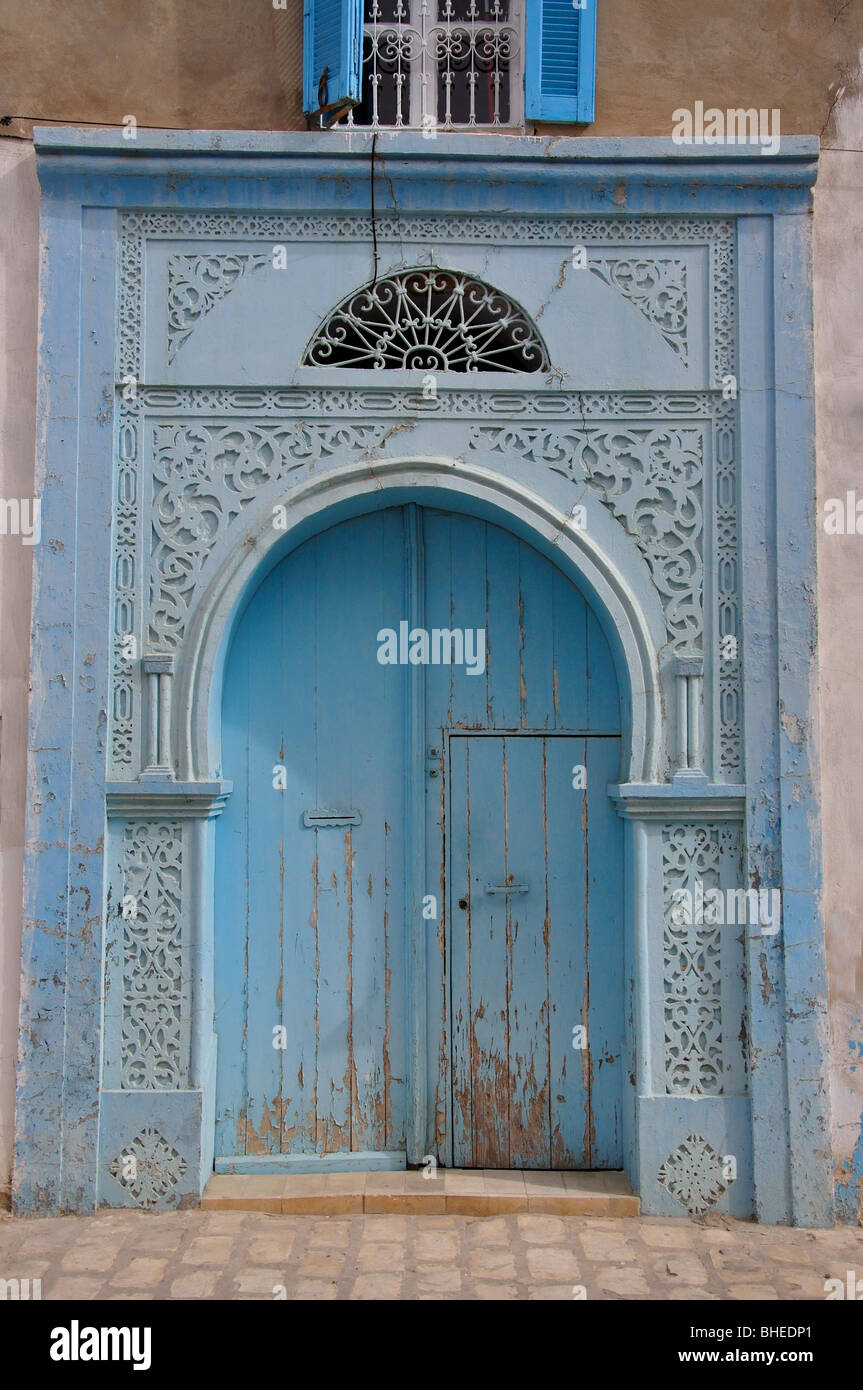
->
[303,0,363,117]
[525,0,597,124]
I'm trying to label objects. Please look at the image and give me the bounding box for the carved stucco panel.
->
[148,421,387,651]
[589,257,688,365]
[472,422,705,655]
[661,822,745,1097]
[112,213,740,777]
[121,821,184,1090]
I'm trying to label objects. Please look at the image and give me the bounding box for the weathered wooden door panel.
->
[422,507,624,1168]
[215,509,408,1159]
[421,508,621,735]
[449,734,623,1169]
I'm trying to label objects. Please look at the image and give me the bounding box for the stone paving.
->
[1,1209,862,1300]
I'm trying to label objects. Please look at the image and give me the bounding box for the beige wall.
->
[814,66,863,1220]
[0,142,38,1207]
[0,0,859,140]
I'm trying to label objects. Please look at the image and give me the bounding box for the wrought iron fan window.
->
[339,0,524,131]
[303,268,549,372]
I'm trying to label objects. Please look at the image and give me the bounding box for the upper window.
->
[303,0,597,129]
[345,0,523,131]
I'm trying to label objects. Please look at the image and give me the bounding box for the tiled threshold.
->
[203,1169,639,1216]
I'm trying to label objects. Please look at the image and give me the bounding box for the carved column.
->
[99,784,231,1210]
[612,788,751,1219]
[141,654,175,778]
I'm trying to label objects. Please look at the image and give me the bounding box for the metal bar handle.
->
[303,809,362,827]
[486,882,529,895]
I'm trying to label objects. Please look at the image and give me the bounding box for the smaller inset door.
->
[448,734,623,1169]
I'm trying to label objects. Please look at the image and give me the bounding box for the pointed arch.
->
[174,457,662,787]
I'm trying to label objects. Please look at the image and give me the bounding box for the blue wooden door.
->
[421,508,624,1169]
[215,508,408,1162]
[215,504,623,1170]
[449,734,623,1168]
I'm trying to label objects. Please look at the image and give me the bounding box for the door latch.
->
[303,809,362,827]
[486,882,529,895]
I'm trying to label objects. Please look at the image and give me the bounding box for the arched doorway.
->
[214,503,624,1171]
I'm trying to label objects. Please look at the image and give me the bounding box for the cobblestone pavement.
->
[2,1210,862,1300]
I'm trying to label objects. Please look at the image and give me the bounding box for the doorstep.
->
[202,1169,639,1216]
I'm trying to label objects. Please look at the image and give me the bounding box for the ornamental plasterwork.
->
[657,1134,729,1216]
[121,821,184,1089]
[119,213,734,382]
[589,258,688,365]
[148,422,387,651]
[161,251,685,371]
[167,252,268,363]
[113,213,739,777]
[109,1127,188,1208]
[473,423,704,654]
[661,823,743,1096]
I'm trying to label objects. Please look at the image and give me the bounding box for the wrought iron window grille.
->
[303,266,549,372]
[338,0,524,132]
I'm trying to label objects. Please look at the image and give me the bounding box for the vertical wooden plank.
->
[278,542,324,1155]
[404,503,426,1161]
[504,735,552,1166]
[214,614,252,1157]
[484,526,522,730]
[516,542,556,733]
[547,735,590,1167]
[346,510,382,1153]
[450,736,511,1167]
[551,565,589,731]
[420,509,452,1161]
[313,515,365,1153]
[448,736,472,1164]
[243,565,289,1154]
[584,736,625,1167]
[421,508,454,734]
[441,510,489,732]
[423,508,487,1163]
[349,507,405,1152]
[383,508,408,1153]
[586,606,621,734]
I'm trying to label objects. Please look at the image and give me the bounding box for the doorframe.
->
[171,471,662,1195]
[14,131,832,1224]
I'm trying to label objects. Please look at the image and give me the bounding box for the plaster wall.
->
[813,66,863,1223]
[0,141,38,1206]
[0,0,859,141]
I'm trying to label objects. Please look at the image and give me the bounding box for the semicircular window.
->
[303,268,549,373]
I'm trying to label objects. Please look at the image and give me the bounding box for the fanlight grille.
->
[303,268,549,372]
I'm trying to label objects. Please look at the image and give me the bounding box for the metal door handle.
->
[303,809,362,827]
[486,882,529,895]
